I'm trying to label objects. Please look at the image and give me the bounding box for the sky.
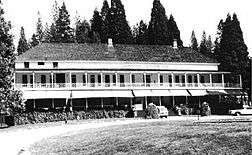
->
[2,0,252,56]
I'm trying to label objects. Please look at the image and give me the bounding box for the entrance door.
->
[56,73,65,87]
[41,75,46,87]
[105,75,110,87]
[120,75,125,87]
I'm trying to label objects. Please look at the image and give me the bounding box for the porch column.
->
[52,99,54,109]
[32,72,35,88]
[185,96,188,105]
[101,98,104,108]
[51,72,54,88]
[197,74,200,87]
[129,72,132,87]
[100,72,103,87]
[144,72,146,87]
[159,96,162,106]
[85,72,88,86]
[85,98,88,110]
[209,74,213,87]
[116,97,119,106]
[221,74,225,87]
[130,98,133,107]
[171,73,174,87]
[239,75,242,88]
[157,72,160,86]
[69,72,72,88]
[33,99,36,109]
[172,96,175,107]
[185,73,187,87]
[115,72,118,87]
[144,96,148,109]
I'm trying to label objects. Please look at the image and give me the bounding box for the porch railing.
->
[15,82,242,89]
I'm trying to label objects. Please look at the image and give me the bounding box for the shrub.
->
[145,103,159,119]
[201,102,211,116]
[14,110,127,125]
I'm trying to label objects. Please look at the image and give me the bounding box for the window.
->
[187,75,192,83]
[22,75,28,84]
[24,62,29,68]
[53,62,58,68]
[82,75,86,84]
[131,75,135,83]
[113,75,116,83]
[30,75,33,84]
[194,75,198,83]
[41,75,46,84]
[105,75,110,83]
[160,75,163,83]
[168,75,172,83]
[90,75,95,83]
[98,75,101,83]
[175,75,180,83]
[182,75,185,83]
[200,76,205,83]
[38,62,45,65]
[71,75,76,83]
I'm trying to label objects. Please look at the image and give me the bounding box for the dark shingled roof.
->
[16,43,217,63]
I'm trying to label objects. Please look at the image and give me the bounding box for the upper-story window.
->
[200,76,205,83]
[53,62,58,68]
[168,75,172,83]
[175,75,180,83]
[71,74,76,83]
[131,75,135,83]
[160,75,163,83]
[24,62,29,68]
[38,62,45,65]
[187,75,192,83]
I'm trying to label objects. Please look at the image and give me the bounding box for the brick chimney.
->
[173,39,178,49]
[108,38,113,48]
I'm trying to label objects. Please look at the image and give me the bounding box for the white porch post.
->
[197,74,200,87]
[171,73,174,87]
[69,72,72,88]
[239,75,242,88]
[159,96,162,106]
[129,72,132,87]
[51,72,54,88]
[33,99,36,109]
[115,72,118,87]
[101,98,104,108]
[185,73,187,87]
[85,98,88,110]
[32,72,35,88]
[209,74,213,87]
[85,72,88,86]
[100,72,103,87]
[172,96,175,107]
[52,99,54,109]
[116,97,119,107]
[144,72,146,87]
[222,74,225,87]
[144,96,148,109]
[157,72,160,86]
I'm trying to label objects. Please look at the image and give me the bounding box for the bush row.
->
[14,110,127,125]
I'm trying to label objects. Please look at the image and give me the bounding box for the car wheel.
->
[235,112,241,116]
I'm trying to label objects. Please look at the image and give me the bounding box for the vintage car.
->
[156,106,169,118]
[229,106,252,116]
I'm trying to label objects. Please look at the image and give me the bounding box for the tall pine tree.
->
[75,19,91,43]
[17,27,30,55]
[190,30,198,51]
[132,20,148,45]
[90,9,103,43]
[167,15,183,46]
[199,31,208,55]
[30,11,43,47]
[109,0,133,44]
[0,1,24,114]
[100,0,110,43]
[147,0,169,45]
[215,13,250,99]
[54,2,74,43]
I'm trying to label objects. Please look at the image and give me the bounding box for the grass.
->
[29,119,252,155]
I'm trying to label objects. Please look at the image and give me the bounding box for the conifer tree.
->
[17,27,30,55]
[100,0,110,43]
[206,35,213,53]
[54,2,74,43]
[75,19,91,43]
[90,9,102,42]
[190,30,198,51]
[42,23,51,43]
[147,0,169,45]
[214,13,250,99]
[167,15,183,46]
[30,34,39,47]
[199,31,208,55]
[132,20,148,45]
[0,1,24,114]
[36,11,43,42]
[109,0,133,44]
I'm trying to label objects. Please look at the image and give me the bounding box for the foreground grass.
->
[30,120,252,155]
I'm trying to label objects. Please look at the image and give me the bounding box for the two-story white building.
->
[14,40,242,114]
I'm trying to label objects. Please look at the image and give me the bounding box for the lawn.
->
[29,119,252,155]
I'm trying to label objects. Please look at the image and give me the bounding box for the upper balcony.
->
[14,71,242,90]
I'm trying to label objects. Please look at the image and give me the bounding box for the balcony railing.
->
[15,82,242,89]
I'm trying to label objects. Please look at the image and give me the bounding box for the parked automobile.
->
[156,106,168,118]
[229,106,252,116]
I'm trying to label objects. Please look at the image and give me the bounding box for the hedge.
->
[14,110,127,125]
